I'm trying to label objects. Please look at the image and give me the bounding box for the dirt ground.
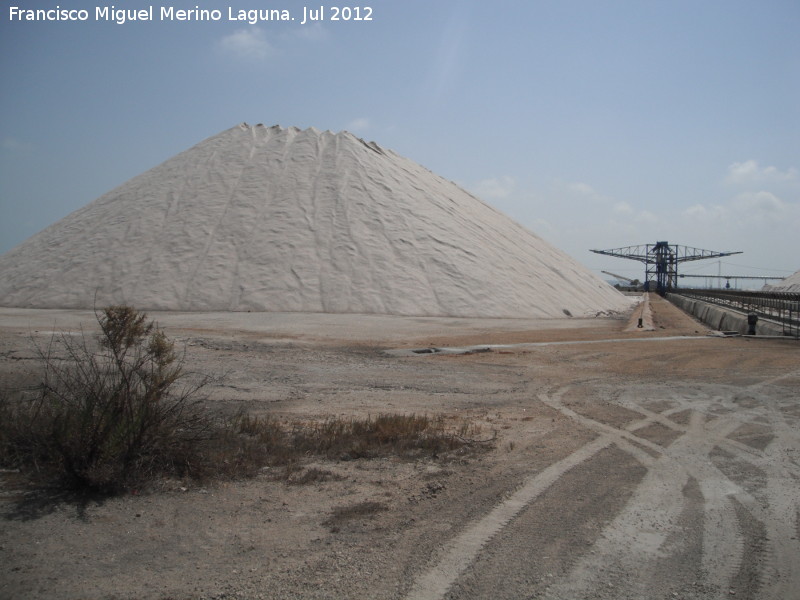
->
[1,295,799,600]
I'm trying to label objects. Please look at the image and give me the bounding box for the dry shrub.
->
[0,306,213,492]
[0,308,491,494]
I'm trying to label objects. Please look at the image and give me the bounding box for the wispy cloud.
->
[612,201,634,215]
[713,160,799,226]
[725,159,798,186]
[683,192,797,227]
[290,23,328,42]
[490,167,797,276]
[566,182,596,196]
[423,9,471,106]
[732,191,789,218]
[471,176,515,199]
[634,210,658,225]
[217,28,276,60]
[216,22,328,62]
[553,180,608,204]
[683,203,727,221]
[346,117,371,133]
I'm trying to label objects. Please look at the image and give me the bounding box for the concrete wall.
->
[666,293,786,336]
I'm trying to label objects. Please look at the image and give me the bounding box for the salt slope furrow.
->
[0,123,631,318]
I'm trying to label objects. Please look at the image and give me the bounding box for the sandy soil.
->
[1,295,799,599]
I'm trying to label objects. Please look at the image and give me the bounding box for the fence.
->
[670,289,800,338]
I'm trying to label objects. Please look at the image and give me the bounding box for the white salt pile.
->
[0,123,631,318]
[763,270,800,293]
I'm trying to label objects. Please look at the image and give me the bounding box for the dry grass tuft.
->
[292,413,483,460]
[216,412,490,479]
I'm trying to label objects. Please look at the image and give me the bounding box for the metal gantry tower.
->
[590,242,743,295]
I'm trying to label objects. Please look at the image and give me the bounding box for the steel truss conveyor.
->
[590,242,742,296]
[671,288,800,338]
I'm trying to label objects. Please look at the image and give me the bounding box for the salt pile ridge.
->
[0,123,630,318]
[764,270,800,293]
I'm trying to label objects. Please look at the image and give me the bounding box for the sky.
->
[1,0,798,288]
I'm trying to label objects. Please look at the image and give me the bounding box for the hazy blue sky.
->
[2,0,798,285]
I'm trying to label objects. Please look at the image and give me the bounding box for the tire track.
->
[703,372,800,599]
[755,389,800,600]
[403,436,612,600]
[540,391,750,599]
[544,374,800,599]
[406,369,799,599]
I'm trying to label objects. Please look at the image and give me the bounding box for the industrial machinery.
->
[591,242,742,295]
[600,271,642,289]
[677,273,785,289]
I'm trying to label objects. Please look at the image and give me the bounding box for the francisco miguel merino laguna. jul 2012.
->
[8,5,373,25]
